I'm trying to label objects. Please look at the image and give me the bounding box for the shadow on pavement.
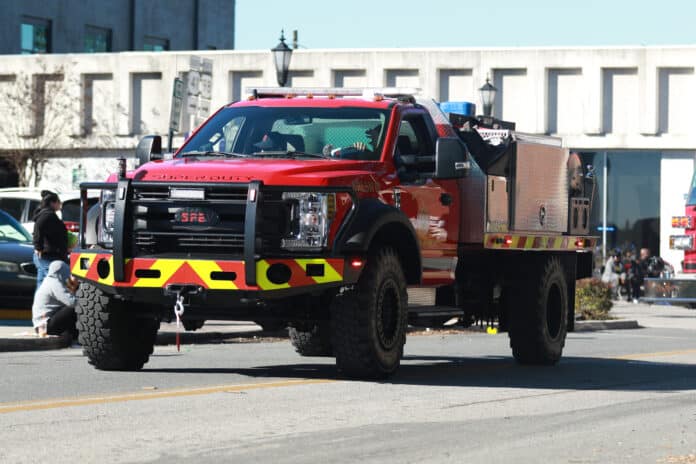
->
[143,355,696,392]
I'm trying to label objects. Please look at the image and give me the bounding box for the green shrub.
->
[575,278,613,320]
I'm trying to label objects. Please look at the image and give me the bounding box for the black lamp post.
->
[479,76,497,117]
[271,30,293,87]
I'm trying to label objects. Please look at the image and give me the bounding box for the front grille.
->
[132,184,249,256]
[133,184,248,203]
[134,231,245,254]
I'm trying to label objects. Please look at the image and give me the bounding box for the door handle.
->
[440,193,452,206]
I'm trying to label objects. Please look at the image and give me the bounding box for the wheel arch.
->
[336,199,421,285]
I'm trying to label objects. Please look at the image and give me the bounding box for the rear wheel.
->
[182,319,205,331]
[508,257,568,365]
[331,248,408,379]
[288,321,333,357]
[76,283,159,371]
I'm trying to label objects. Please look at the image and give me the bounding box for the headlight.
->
[281,192,335,251]
[0,261,20,273]
[670,235,694,250]
[98,189,117,247]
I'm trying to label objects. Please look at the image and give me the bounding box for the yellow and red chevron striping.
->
[70,253,344,290]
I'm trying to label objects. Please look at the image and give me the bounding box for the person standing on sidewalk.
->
[32,260,79,338]
[32,191,67,291]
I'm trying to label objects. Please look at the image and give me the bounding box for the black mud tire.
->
[288,321,333,357]
[182,319,205,331]
[76,283,160,371]
[508,257,568,365]
[331,248,408,379]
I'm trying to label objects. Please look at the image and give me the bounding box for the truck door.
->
[393,110,460,286]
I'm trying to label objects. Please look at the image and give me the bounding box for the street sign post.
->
[168,77,185,152]
[183,56,214,133]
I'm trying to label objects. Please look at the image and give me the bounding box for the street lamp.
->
[479,76,497,117]
[271,30,293,87]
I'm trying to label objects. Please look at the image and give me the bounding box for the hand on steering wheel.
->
[352,141,367,151]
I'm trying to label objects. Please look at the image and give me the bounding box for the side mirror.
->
[435,137,470,179]
[135,135,163,167]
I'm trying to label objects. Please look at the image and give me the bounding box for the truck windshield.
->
[178,106,390,160]
[689,170,696,206]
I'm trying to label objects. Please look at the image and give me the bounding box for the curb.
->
[0,335,71,352]
[574,319,640,332]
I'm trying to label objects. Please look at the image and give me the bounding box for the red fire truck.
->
[71,88,595,378]
[642,171,696,307]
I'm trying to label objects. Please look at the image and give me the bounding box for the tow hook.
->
[164,285,202,352]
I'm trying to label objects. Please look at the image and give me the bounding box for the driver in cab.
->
[324,125,381,160]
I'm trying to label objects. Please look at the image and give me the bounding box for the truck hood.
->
[132,157,382,186]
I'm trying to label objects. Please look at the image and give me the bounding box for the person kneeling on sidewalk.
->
[32,261,79,339]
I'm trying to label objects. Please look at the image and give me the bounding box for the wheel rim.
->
[376,278,400,350]
[546,282,563,339]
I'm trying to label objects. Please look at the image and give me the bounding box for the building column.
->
[583,65,602,135]
[639,64,658,135]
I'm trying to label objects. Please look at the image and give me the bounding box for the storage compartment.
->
[510,135,568,234]
[569,197,590,235]
[486,176,508,233]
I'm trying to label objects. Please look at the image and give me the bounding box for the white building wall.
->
[1,45,695,260]
[0,46,696,150]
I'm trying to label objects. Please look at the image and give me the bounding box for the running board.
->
[408,305,464,317]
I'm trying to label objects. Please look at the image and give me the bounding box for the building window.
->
[143,36,169,52]
[21,16,51,54]
[84,25,112,53]
[577,150,662,263]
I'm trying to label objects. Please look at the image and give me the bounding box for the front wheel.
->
[331,248,408,379]
[508,257,568,365]
[76,283,160,371]
[288,321,333,357]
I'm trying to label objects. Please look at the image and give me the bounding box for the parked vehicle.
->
[0,210,37,309]
[642,171,696,307]
[71,88,595,378]
[0,188,98,233]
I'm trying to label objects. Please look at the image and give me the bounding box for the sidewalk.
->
[609,299,696,330]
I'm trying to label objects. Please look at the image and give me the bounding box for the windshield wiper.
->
[179,151,250,158]
[251,150,329,159]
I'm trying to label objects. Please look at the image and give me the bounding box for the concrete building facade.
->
[0,45,693,267]
[0,0,235,54]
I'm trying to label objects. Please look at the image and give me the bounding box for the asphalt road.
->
[1,324,695,463]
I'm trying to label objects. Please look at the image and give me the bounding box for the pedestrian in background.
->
[32,260,79,338]
[32,190,68,291]
[601,251,621,299]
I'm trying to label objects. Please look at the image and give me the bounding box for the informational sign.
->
[184,56,214,128]
[169,77,184,133]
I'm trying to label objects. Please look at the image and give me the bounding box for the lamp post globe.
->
[479,77,497,117]
[271,30,293,87]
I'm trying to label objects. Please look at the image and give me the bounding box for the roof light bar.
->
[246,87,421,100]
